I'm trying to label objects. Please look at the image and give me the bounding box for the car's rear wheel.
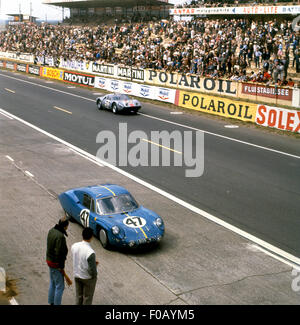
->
[99,228,110,249]
[97,100,103,110]
[112,103,118,114]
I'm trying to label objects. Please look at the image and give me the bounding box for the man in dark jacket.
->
[46,218,69,305]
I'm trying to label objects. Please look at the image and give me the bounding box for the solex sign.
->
[256,105,300,133]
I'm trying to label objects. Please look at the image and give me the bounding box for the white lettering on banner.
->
[110,79,119,91]
[28,66,38,75]
[16,64,27,72]
[140,85,151,98]
[64,72,95,86]
[117,67,144,81]
[123,82,133,94]
[256,104,300,133]
[170,5,300,15]
[60,59,86,71]
[92,63,114,75]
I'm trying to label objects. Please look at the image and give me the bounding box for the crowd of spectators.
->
[0,16,299,86]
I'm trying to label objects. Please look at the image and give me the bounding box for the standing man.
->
[46,218,70,305]
[71,227,98,305]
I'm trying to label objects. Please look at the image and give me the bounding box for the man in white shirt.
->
[71,227,98,305]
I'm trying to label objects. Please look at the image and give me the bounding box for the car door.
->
[103,95,111,109]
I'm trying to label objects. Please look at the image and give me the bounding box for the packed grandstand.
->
[0,0,299,87]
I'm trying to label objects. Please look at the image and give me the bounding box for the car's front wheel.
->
[97,100,103,110]
[64,211,75,223]
[98,228,110,249]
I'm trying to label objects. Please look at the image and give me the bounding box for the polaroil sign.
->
[176,91,257,122]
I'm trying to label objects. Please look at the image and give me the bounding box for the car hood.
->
[104,206,162,238]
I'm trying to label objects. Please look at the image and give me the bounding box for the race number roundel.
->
[80,209,90,228]
[123,216,146,228]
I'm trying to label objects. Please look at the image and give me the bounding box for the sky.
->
[0,0,69,21]
[0,0,188,21]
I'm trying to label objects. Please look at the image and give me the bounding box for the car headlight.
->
[154,218,163,227]
[112,226,120,235]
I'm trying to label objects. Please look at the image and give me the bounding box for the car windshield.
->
[96,194,139,215]
[113,94,130,101]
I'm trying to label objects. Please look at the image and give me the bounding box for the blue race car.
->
[58,184,164,249]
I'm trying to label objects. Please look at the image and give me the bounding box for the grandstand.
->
[43,0,172,22]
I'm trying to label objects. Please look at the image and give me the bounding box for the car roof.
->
[75,184,130,199]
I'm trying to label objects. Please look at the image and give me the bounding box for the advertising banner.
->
[256,104,300,133]
[117,66,145,81]
[94,76,176,104]
[241,83,293,102]
[170,5,300,15]
[28,65,41,76]
[92,63,115,76]
[16,63,28,73]
[176,90,257,122]
[60,59,88,71]
[5,62,15,70]
[63,71,95,87]
[41,67,64,81]
[145,70,237,97]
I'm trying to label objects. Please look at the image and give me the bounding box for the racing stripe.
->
[139,227,148,239]
[100,185,116,196]
[125,213,148,239]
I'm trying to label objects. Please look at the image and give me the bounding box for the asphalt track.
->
[0,69,300,262]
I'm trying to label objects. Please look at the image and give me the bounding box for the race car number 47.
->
[80,209,90,228]
[123,216,146,228]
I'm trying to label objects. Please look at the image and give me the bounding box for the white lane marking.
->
[25,170,34,177]
[139,113,300,160]
[67,86,75,89]
[1,107,299,268]
[250,244,300,271]
[4,88,15,93]
[5,155,14,162]
[225,125,239,129]
[0,109,14,120]
[68,147,104,167]
[170,111,183,115]
[1,72,299,161]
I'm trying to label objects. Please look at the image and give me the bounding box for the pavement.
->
[0,105,300,305]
